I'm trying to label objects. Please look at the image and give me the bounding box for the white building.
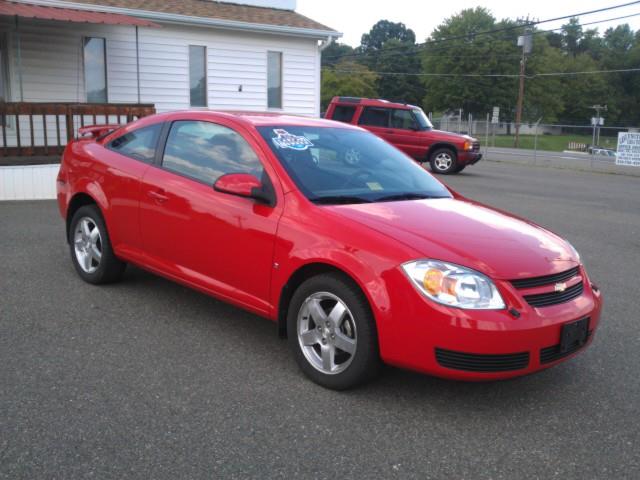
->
[0,0,339,200]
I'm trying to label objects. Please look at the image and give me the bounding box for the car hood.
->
[326,198,577,280]
[426,129,476,142]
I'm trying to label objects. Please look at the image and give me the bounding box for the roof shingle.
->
[66,0,336,32]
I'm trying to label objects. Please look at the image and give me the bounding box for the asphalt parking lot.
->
[1,160,639,479]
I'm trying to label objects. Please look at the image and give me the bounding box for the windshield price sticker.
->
[616,132,640,167]
[272,129,314,151]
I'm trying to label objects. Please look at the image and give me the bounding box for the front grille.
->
[435,348,529,372]
[511,266,580,289]
[540,331,592,364]
[472,141,480,152]
[523,281,584,308]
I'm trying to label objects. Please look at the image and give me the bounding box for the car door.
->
[357,107,393,143]
[138,119,283,315]
[386,109,428,160]
[99,122,163,255]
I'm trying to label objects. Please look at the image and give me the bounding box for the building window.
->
[189,45,207,107]
[0,35,8,102]
[84,37,107,103]
[267,51,282,109]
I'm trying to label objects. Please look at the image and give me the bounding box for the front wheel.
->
[287,273,381,390]
[429,148,459,174]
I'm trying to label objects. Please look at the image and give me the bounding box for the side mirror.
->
[214,173,274,206]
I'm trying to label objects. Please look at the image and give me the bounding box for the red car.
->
[325,97,482,174]
[57,111,602,390]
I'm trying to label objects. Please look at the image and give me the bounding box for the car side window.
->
[161,120,264,185]
[358,107,390,127]
[108,124,162,163]
[332,105,357,123]
[390,109,417,130]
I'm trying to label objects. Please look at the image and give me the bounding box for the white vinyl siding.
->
[0,17,320,115]
[0,17,322,200]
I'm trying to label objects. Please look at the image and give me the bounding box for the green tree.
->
[421,8,522,118]
[360,20,416,52]
[374,39,425,105]
[321,42,354,68]
[561,18,583,57]
[555,54,607,123]
[320,61,379,111]
[358,20,424,105]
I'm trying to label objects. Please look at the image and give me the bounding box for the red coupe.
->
[57,111,602,389]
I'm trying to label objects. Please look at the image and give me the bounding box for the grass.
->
[489,134,618,152]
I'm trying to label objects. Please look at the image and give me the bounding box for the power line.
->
[322,2,640,62]
[332,67,640,78]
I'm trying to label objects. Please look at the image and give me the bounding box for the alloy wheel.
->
[297,292,357,375]
[434,152,453,171]
[73,217,102,274]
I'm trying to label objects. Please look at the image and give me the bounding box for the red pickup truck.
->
[324,97,482,174]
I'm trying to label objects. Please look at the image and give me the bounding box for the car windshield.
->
[412,109,433,130]
[258,126,451,204]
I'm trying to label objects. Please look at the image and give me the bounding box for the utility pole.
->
[514,29,532,148]
[590,104,607,148]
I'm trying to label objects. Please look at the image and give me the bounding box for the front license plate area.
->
[560,318,589,353]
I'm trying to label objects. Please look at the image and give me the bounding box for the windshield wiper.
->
[310,195,373,205]
[376,193,448,202]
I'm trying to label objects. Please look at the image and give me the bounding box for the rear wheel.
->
[69,205,126,284]
[287,273,380,390]
[429,147,458,174]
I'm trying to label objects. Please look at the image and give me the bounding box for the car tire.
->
[429,147,458,174]
[69,205,126,284]
[287,273,381,390]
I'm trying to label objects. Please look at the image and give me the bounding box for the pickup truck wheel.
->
[69,205,126,284]
[429,148,458,174]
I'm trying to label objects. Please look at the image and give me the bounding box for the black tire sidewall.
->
[429,148,458,174]
[68,205,124,284]
[287,273,380,390]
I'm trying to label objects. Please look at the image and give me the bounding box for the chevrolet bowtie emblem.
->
[555,282,568,292]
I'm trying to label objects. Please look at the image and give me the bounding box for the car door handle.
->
[147,189,169,203]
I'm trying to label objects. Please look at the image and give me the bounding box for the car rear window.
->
[108,123,162,163]
[331,105,357,123]
[358,107,390,127]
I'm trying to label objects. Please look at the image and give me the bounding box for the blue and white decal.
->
[271,129,314,151]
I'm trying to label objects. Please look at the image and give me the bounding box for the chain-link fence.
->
[430,112,640,173]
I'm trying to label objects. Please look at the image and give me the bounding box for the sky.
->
[296,0,640,46]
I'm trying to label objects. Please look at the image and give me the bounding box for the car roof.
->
[329,96,418,110]
[141,110,362,130]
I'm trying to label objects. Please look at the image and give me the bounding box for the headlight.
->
[402,260,505,309]
[463,140,473,151]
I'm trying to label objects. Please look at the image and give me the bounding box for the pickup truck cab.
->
[325,97,482,174]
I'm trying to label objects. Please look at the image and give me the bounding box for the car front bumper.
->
[376,266,603,381]
[459,151,483,165]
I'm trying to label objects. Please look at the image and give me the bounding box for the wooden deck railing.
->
[0,102,156,161]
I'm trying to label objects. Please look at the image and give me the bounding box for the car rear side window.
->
[332,105,357,123]
[161,120,264,185]
[108,124,162,163]
[390,109,417,130]
[358,107,390,127]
